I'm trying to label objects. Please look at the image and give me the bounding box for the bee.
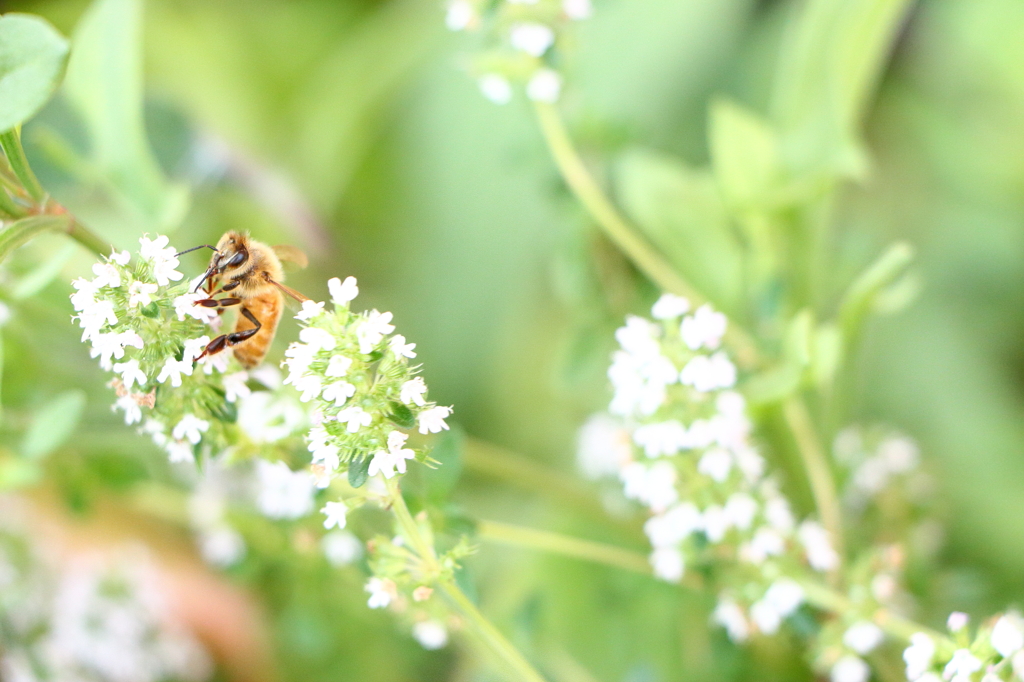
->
[178,231,309,368]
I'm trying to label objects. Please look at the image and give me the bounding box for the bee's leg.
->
[197,297,242,309]
[196,308,262,361]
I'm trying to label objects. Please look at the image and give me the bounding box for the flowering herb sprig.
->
[445,0,592,105]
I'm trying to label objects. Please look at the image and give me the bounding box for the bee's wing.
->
[269,278,310,303]
[272,244,309,269]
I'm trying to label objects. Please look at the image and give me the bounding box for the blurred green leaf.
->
[20,389,85,460]
[11,242,75,299]
[62,0,187,228]
[708,98,782,210]
[744,309,813,404]
[811,323,843,389]
[348,455,370,488]
[0,13,69,133]
[770,0,912,179]
[616,147,743,311]
[838,241,914,342]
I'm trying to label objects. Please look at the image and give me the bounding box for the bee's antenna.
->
[175,244,219,258]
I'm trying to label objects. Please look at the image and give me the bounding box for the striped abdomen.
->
[232,289,283,369]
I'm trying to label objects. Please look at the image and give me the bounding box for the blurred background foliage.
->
[1,0,1024,680]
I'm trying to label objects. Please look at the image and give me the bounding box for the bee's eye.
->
[226,248,248,268]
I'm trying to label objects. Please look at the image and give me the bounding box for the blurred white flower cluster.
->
[444,0,592,104]
[900,612,1024,682]
[0,521,210,682]
[581,295,838,637]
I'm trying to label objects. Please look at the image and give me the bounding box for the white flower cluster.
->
[71,235,245,464]
[902,613,1024,682]
[585,294,840,639]
[834,426,929,513]
[0,526,211,682]
[282,276,451,499]
[445,0,592,104]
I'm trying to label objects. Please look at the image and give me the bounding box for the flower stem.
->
[783,396,844,564]
[532,102,759,367]
[0,129,46,204]
[384,477,548,682]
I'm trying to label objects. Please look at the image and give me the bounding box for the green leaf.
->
[347,455,370,489]
[20,390,86,460]
[140,301,159,318]
[811,324,843,388]
[743,310,813,404]
[708,98,783,210]
[62,0,188,228]
[0,13,70,133]
[388,401,415,429]
[11,242,75,299]
[616,147,743,311]
[838,241,915,342]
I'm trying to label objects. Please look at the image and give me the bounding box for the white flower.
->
[479,74,513,105]
[843,622,884,655]
[114,395,142,425]
[644,502,701,548]
[139,234,173,261]
[91,262,122,288]
[328,276,359,305]
[576,414,632,480]
[879,436,920,473]
[418,405,452,434]
[724,493,758,530]
[714,599,749,642]
[166,440,194,463]
[526,69,562,103]
[799,521,839,572]
[223,372,251,402]
[157,357,194,387]
[563,0,592,20]
[651,293,690,320]
[283,342,317,378]
[620,461,678,511]
[337,406,372,433]
[649,547,684,582]
[992,615,1024,658]
[943,650,982,680]
[321,501,347,530]
[701,505,729,542]
[299,326,337,351]
[743,527,785,564]
[764,496,795,532]
[174,293,218,323]
[256,459,315,520]
[680,304,727,350]
[70,277,99,311]
[322,530,362,566]
[679,352,736,392]
[400,377,428,406]
[389,334,417,358]
[357,310,395,353]
[114,359,147,390]
[445,0,474,30]
[325,354,353,378]
[322,381,356,406]
[831,656,870,682]
[412,621,449,650]
[633,420,687,458]
[368,431,416,479]
[90,331,141,369]
[153,258,185,286]
[750,579,804,635]
[109,249,131,265]
[365,577,396,609]
[947,612,969,632]
[198,527,246,567]
[183,335,211,363]
[77,299,118,340]
[296,300,325,321]
[128,280,158,307]
[510,22,555,56]
[173,414,210,444]
[903,633,936,680]
[293,374,324,402]
[698,448,732,482]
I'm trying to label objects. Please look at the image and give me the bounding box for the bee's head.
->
[211,232,250,274]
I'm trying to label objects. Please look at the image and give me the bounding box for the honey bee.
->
[178,231,309,368]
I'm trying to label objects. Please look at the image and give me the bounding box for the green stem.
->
[384,478,548,682]
[783,396,844,564]
[68,218,111,256]
[0,215,109,264]
[0,129,46,204]
[0,188,23,220]
[532,102,759,367]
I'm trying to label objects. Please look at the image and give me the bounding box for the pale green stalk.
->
[0,129,46,203]
[383,477,548,682]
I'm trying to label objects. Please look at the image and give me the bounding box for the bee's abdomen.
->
[232,291,283,369]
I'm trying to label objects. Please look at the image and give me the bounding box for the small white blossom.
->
[445,0,474,30]
[293,374,324,402]
[299,326,337,352]
[322,530,362,566]
[680,304,727,350]
[400,377,428,406]
[510,22,555,56]
[166,440,194,463]
[576,414,632,480]
[321,501,347,530]
[109,249,130,265]
[91,262,122,288]
[256,459,315,520]
[943,650,982,680]
[651,293,690,320]
[714,599,750,642]
[620,461,678,511]
[114,395,142,425]
[296,300,325,321]
[337,406,372,433]
[365,577,396,609]
[326,354,353,378]
[368,431,416,478]
[479,74,513,105]
[698,448,732,482]
[563,0,592,20]
[174,293,218,323]
[650,547,684,582]
[139,234,174,261]
[198,527,246,567]
[418,405,452,434]
[114,359,147,390]
[633,420,688,458]
[412,621,449,650]
[724,493,758,530]
[799,521,840,572]
[173,414,210,444]
[128,280,158,307]
[322,381,356,406]
[183,335,211,363]
[644,502,701,548]
[526,69,562,103]
[679,352,736,392]
[831,656,870,682]
[357,310,395,353]
[328,276,359,305]
[157,357,194,387]
[223,372,251,402]
[992,615,1024,658]
[843,622,884,655]
[389,334,417,359]
[701,505,729,543]
[947,612,969,632]
[903,633,936,680]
